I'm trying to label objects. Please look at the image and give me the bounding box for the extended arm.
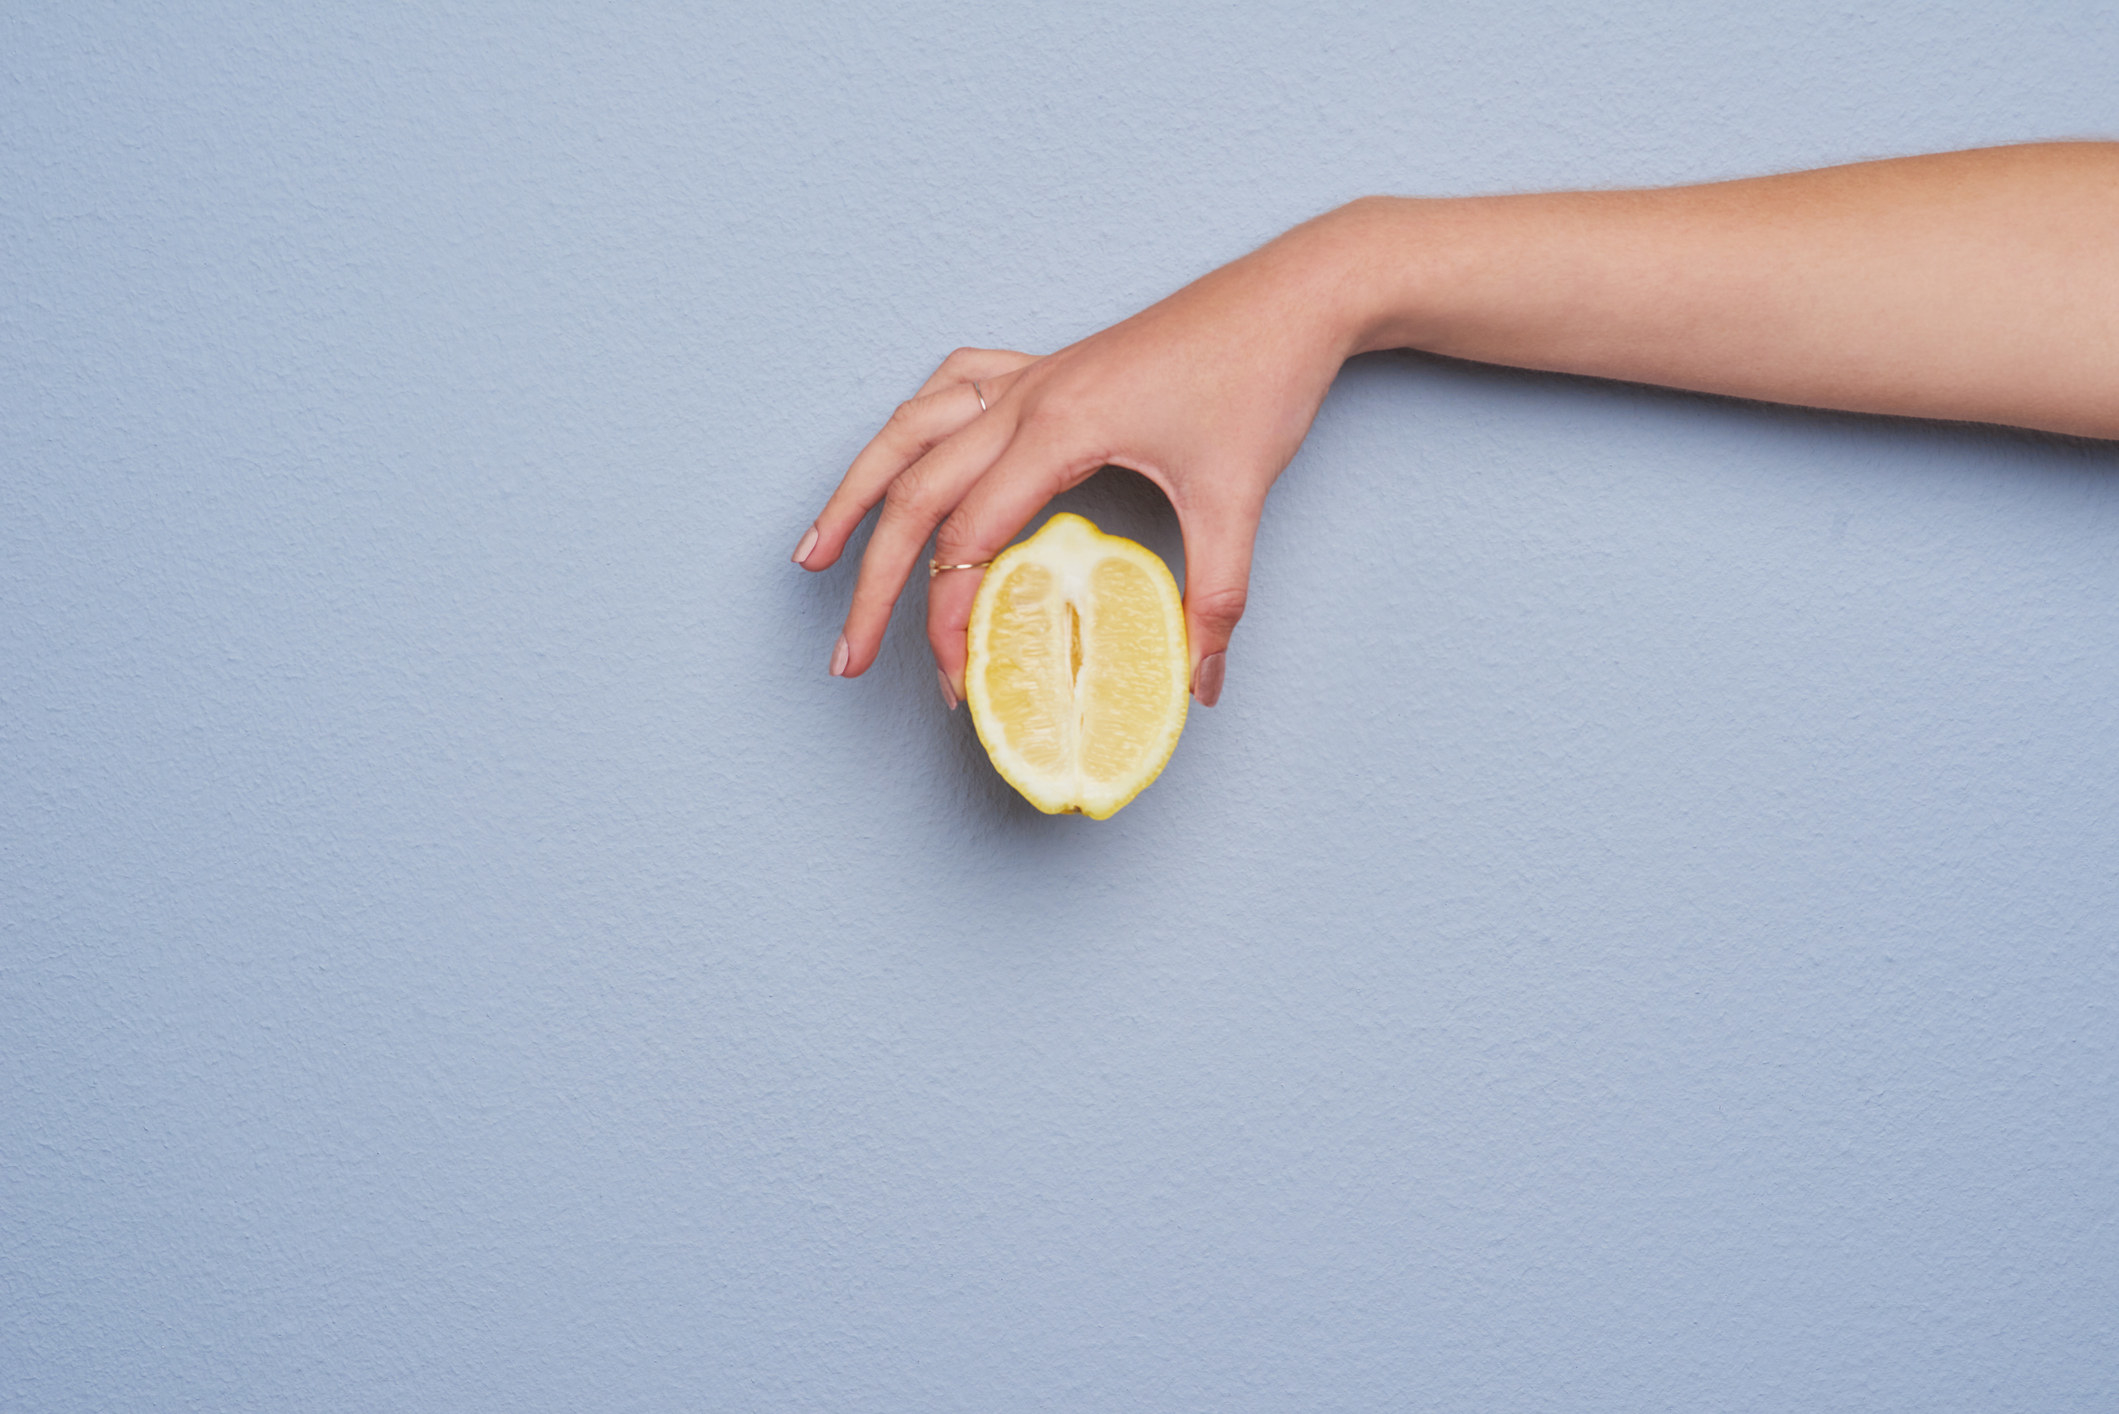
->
[797,143,2119,706]
[1341,142,2119,439]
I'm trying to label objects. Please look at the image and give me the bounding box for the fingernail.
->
[791,525,819,566]
[937,668,958,711]
[1192,651,1226,707]
[829,636,850,677]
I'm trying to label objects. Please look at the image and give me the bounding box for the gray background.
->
[6,2,2117,1409]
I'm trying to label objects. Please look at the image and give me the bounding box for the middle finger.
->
[802,379,995,572]
[832,409,1019,678]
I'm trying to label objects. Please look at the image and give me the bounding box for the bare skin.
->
[794,142,2119,708]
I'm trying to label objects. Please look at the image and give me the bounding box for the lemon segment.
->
[965,513,1189,818]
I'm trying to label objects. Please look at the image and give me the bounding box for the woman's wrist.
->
[1282,195,1470,363]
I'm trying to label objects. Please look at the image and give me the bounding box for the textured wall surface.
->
[6,3,2117,1409]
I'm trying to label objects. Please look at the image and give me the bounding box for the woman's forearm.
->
[811,143,2117,697]
[1320,143,2119,439]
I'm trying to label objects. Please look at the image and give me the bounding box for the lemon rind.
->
[965,513,1189,819]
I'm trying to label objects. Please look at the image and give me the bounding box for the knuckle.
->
[1188,585,1249,635]
[881,470,935,518]
[933,508,985,561]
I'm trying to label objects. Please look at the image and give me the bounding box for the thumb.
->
[1177,505,1259,708]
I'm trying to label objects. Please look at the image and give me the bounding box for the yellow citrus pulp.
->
[965,513,1190,819]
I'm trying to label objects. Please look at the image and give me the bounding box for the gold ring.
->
[929,559,993,578]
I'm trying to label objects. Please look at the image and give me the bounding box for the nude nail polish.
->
[791,525,819,566]
[937,668,958,711]
[1192,651,1226,707]
[829,636,850,677]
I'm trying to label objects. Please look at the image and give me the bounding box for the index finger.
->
[914,347,1037,399]
[832,410,1020,677]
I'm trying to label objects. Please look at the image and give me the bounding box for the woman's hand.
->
[791,209,1371,708]
[796,144,2119,714]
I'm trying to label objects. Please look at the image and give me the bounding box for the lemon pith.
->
[964,513,1189,819]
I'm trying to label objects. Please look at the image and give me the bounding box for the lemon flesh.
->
[966,513,1189,819]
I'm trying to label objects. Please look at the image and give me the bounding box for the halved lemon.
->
[965,513,1189,819]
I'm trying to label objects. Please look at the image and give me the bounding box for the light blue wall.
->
[6,3,2116,1409]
